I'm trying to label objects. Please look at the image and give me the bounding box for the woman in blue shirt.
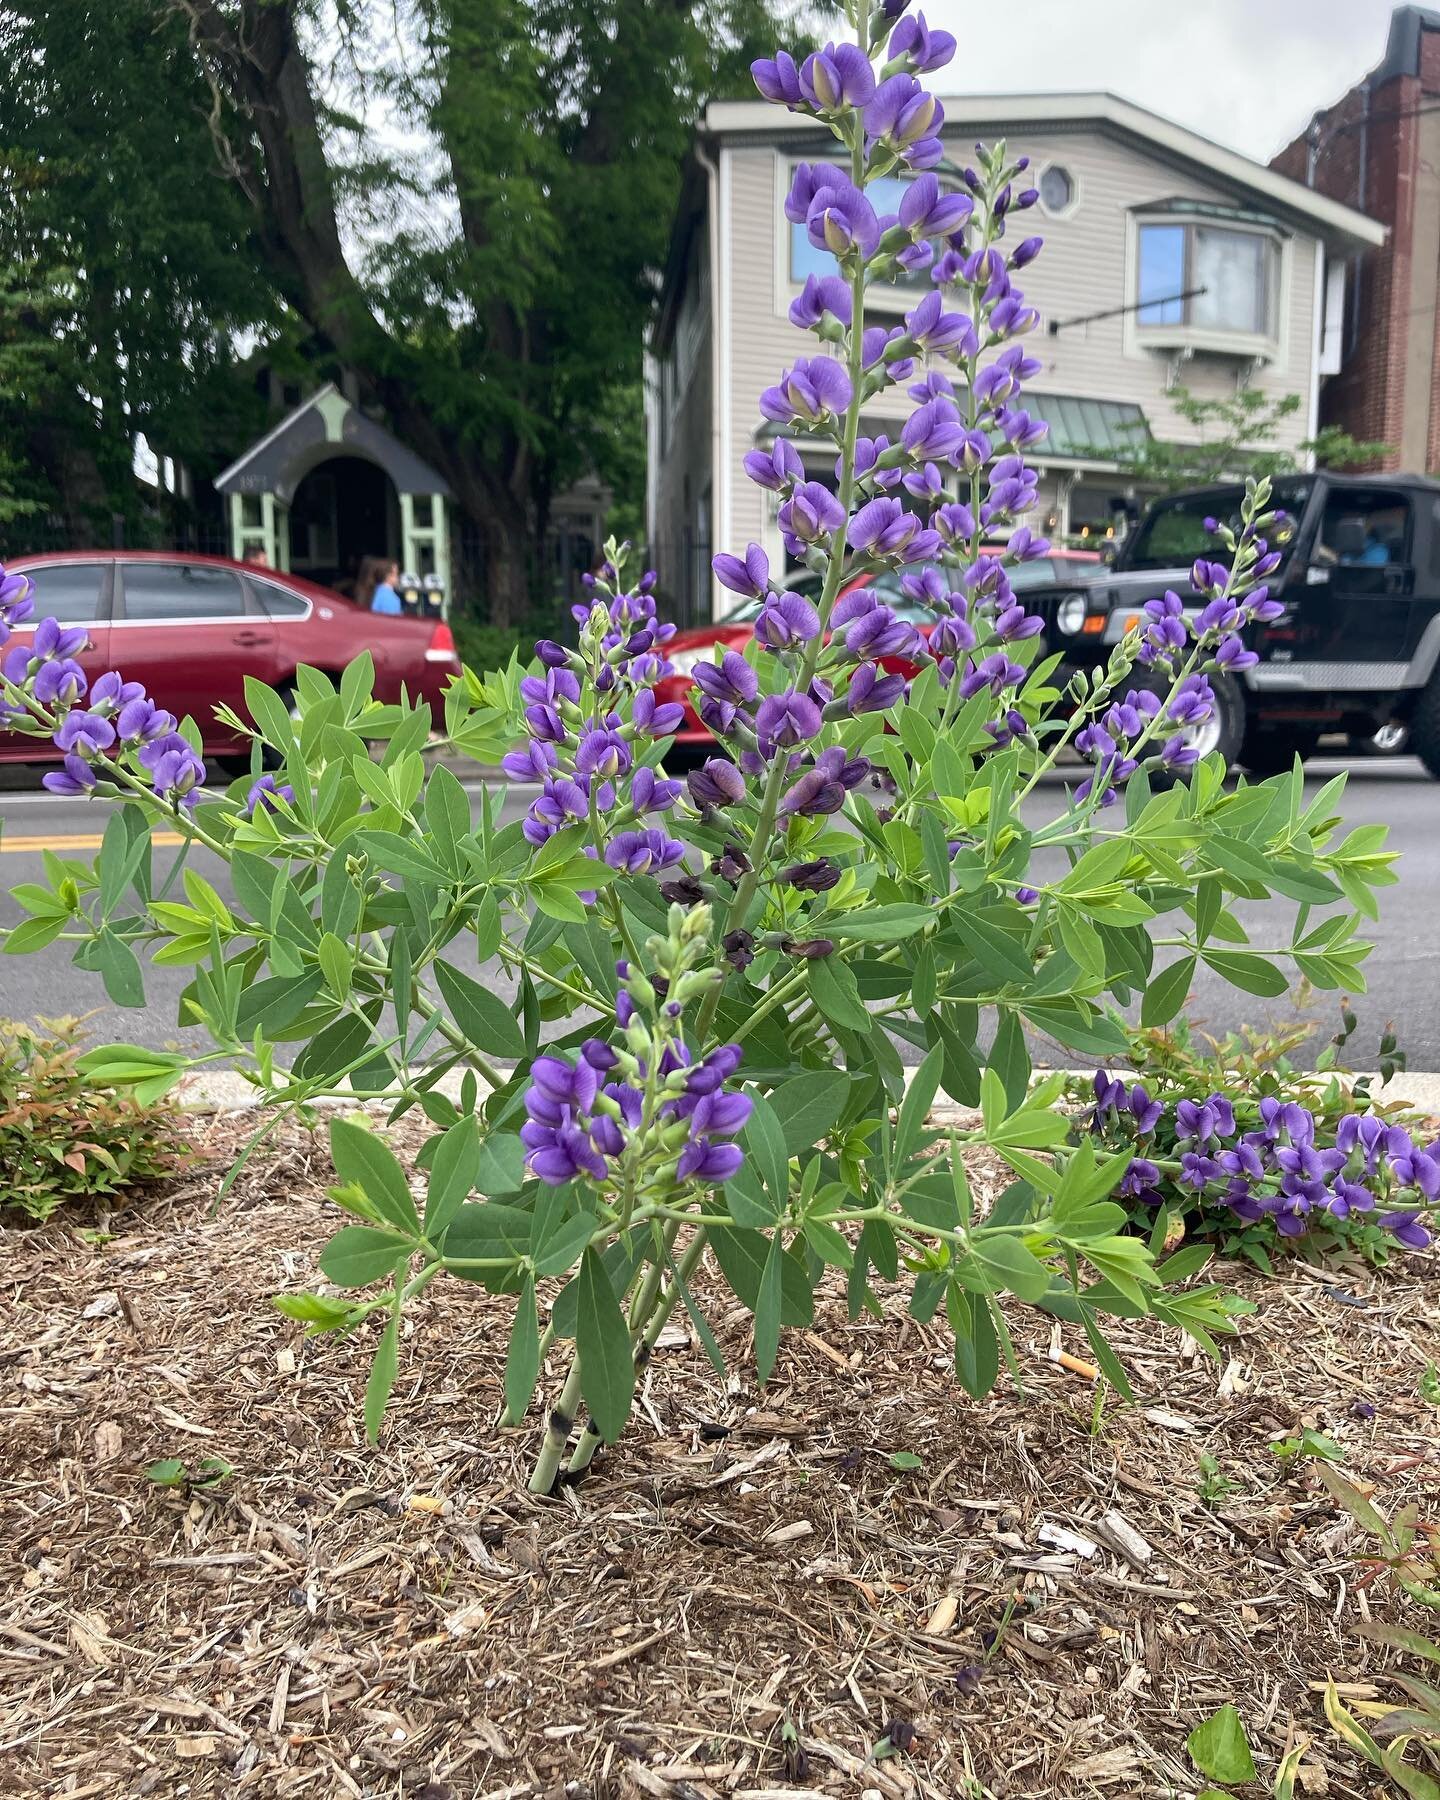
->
[370,559,403,614]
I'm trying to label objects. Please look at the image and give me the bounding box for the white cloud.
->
[918,0,1400,161]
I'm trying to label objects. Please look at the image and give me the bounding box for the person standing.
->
[370,558,403,614]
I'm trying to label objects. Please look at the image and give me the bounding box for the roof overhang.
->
[702,91,1386,256]
[214,382,452,504]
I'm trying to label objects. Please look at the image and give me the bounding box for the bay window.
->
[1137,218,1277,340]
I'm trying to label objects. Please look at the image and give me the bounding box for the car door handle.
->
[232,630,267,646]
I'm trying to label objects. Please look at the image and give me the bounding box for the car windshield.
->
[1123,480,1312,571]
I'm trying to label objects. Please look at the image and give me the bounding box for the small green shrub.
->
[0,1017,184,1220]
[450,616,546,677]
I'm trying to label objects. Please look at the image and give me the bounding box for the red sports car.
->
[654,549,1100,747]
[1,551,459,766]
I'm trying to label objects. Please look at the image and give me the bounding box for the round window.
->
[1039,165,1074,213]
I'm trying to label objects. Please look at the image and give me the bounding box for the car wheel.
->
[1408,672,1440,780]
[1239,723,1320,779]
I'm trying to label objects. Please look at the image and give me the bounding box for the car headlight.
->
[667,646,711,677]
[1055,592,1088,635]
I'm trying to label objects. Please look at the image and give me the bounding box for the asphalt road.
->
[0,756,1435,1067]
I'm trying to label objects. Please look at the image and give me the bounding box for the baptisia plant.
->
[0,0,1405,1489]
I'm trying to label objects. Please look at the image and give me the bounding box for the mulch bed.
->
[2,1111,1438,1800]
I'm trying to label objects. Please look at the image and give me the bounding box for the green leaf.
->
[354,828,451,885]
[434,960,526,1060]
[329,1117,421,1235]
[93,929,145,1008]
[577,1247,635,1443]
[504,1276,541,1423]
[474,1131,527,1196]
[754,1233,784,1382]
[532,1210,596,1278]
[986,1007,1030,1109]
[425,763,472,867]
[948,1283,1000,1399]
[443,1201,532,1267]
[896,1044,943,1166]
[726,1159,780,1227]
[807,954,873,1034]
[950,908,1033,986]
[1080,1305,1135,1401]
[236,971,325,1037]
[888,1450,924,1471]
[364,1312,400,1443]
[1141,955,1195,1029]
[318,1224,412,1287]
[711,1228,814,1326]
[425,1116,478,1238]
[317,931,353,1003]
[145,1458,188,1487]
[768,1069,849,1156]
[1201,949,1290,998]
[970,1231,1053,1302]
[746,1093,791,1212]
[1185,1706,1256,1785]
[271,1291,355,1331]
[824,904,934,943]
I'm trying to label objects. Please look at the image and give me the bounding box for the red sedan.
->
[655,549,1100,746]
[1,551,459,766]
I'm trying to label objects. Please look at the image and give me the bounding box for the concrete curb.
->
[172,1065,1440,1118]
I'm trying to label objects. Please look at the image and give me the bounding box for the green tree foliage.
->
[174,0,800,622]
[0,0,279,540]
[1088,386,1390,499]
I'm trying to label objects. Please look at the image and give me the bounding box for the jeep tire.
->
[1409,671,1440,780]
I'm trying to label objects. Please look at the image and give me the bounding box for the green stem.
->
[528,1351,584,1495]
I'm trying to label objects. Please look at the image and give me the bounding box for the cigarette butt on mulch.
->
[924,1593,960,1635]
[1052,1350,1100,1381]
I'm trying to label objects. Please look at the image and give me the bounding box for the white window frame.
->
[1036,161,1080,220]
[1124,211,1288,362]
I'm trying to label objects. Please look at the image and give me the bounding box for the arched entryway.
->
[288,454,400,593]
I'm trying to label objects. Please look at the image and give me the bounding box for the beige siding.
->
[716,124,1323,565]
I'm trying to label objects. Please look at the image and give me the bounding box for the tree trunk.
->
[472,493,532,633]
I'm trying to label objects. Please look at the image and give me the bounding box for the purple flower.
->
[783,857,842,892]
[693,650,759,709]
[755,688,823,752]
[902,396,966,462]
[32,616,90,662]
[904,292,975,355]
[935,502,976,547]
[847,661,906,713]
[631,766,682,813]
[799,42,877,109]
[246,773,295,815]
[751,49,803,105]
[576,726,632,781]
[806,179,882,259]
[52,709,116,757]
[958,652,1025,700]
[864,73,941,150]
[688,758,747,809]
[604,829,686,875]
[1168,674,1214,726]
[89,672,145,714]
[888,12,957,74]
[743,439,805,493]
[847,497,939,562]
[785,162,851,224]
[140,733,207,805]
[41,754,98,797]
[631,687,685,737]
[713,543,771,598]
[502,739,559,782]
[779,745,870,816]
[760,357,853,425]
[754,590,821,649]
[522,775,591,845]
[778,482,848,548]
[677,1138,745,1183]
[33,658,87,707]
[1215,633,1258,672]
[1381,1210,1433,1251]
[898,171,972,239]
[790,273,854,329]
[843,605,918,661]
[1118,1157,1163,1203]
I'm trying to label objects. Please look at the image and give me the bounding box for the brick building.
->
[1273,6,1440,471]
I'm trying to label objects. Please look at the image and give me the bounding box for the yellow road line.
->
[0,832,185,854]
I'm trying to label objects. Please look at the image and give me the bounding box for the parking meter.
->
[397,570,422,614]
[421,572,445,617]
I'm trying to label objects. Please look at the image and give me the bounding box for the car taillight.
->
[426,621,458,662]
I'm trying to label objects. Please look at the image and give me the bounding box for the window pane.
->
[254,579,309,618]
[790,175,927,288]
[1039,166,1073,212]
[1137,225,1185,324]
[1318,490,1410,567]
[121,563,246,621]
[1192,228,1269,334]
[16,563,102,621]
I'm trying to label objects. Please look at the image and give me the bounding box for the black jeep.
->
[1032,472,1440,777]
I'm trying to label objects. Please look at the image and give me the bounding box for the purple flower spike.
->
[888,9,957,71]
[246,773,295,816]
[799,42,877,110]
[779,745,869,816]
[847,662,906,713]
[52,708,116,758]
[744,439,805,492]
[693,650,759,709]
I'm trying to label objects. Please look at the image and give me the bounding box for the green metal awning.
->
[1022,393,1150,462]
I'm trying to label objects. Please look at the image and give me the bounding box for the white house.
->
[645,92,1384,620]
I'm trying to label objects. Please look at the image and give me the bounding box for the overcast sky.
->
[918,0,1404,161]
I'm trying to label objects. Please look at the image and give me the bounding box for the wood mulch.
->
[2,1110,1438,1800]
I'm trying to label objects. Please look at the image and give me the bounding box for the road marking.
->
[0,832,185,854]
